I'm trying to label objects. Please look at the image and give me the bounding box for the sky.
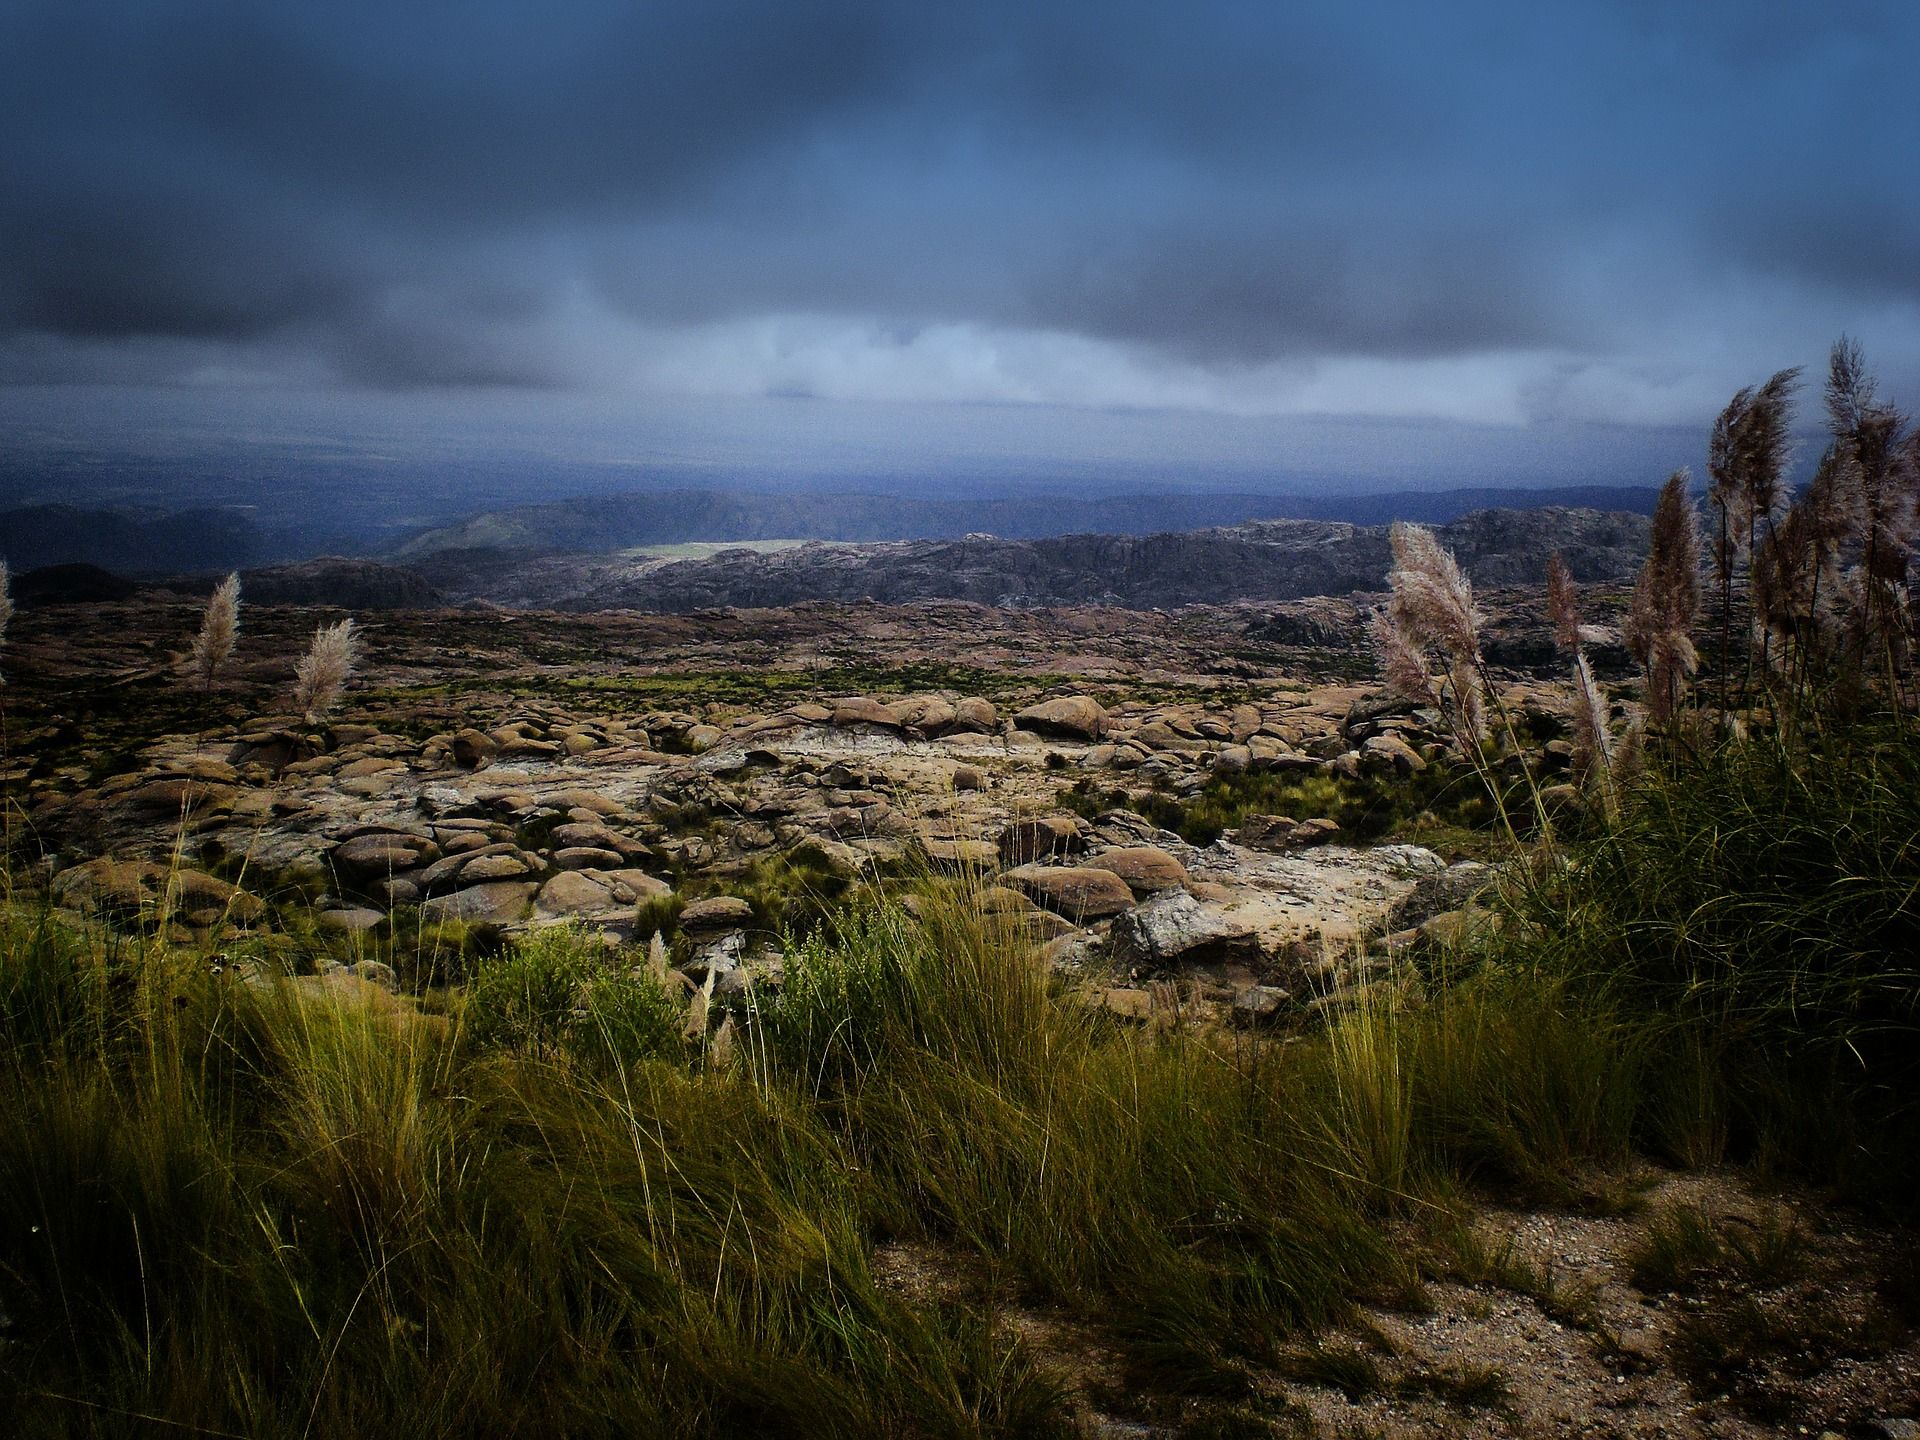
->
[3,0,1918,498]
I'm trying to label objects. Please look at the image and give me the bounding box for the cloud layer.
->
[3,0,1918,427]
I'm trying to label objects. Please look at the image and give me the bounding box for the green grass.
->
[1056,762,1504,851]
[1490,715,1920,1192]
[1626,1203,1809,1295]
[0,860,1692,1437]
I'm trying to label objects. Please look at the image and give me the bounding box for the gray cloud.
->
[1,0,1917,415]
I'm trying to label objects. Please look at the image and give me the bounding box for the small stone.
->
[536,871,619,916]
[831,697,902,730]
[350,959,399,990]
[1212,744,1252,775]
[316,906,386,934]
[419,881,535,924]
[951,697,1000,732]
[458,852,535,882]
[333,832,441,877]
[921,837,999,870]
[451,728,498,769]
[553,846,625,870]
[1109,888,1253,969]
[1230,985,1293,1027]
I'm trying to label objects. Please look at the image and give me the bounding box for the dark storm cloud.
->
[1,0,1917,400]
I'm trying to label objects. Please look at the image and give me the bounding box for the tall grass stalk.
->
[191,572,241,690]
[292,619,358,724]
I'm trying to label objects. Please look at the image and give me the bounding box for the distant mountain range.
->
[408,507,1651,612]
[0,484,1664,576]
[2,485,1660,621]
[0,504,265,575]
[391,484,1664,558]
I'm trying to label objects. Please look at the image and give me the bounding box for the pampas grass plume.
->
[1369,608,1436,707]
[292,618,359,723]
[1569,653,1611,779]
[1446,657,1488,747]
[1546,552,1580,654]
[1387,522,1481,662]
[1627,470,1702,722]
[192,572,241,688]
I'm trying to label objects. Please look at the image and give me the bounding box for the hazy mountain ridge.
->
[0,503,265,575]
[410,506,1650,611]
[1,483,1662,577]
[393,484,1662,557]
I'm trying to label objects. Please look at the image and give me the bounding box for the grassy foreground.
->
[2,725,1917,1436]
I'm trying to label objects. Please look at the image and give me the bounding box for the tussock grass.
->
[1,858,1679,1435]
[1493,717,1920,1191]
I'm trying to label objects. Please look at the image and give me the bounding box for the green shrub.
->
[465,925,682,1069]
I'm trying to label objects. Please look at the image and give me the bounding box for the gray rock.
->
[1231,985,1294,1026]
[333,831,440,877]
[419,881,535,925]
[350,959,399,991]
[685,930,746,983]
[1108,888,1254,970]
[1081,845,1188,895]
[316,906,386,934]
[996,814,1084,865]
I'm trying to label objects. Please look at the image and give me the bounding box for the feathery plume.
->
[1546,552,1580,653]
[1568,652,1611,781]
[1445,657,1487,748]
[1707,384,1755,590]
[1612,705,1648,787]
[1751,445,1853,655]
[1825,335,1876,439]
[191,573,241,689]
[1734,368,1800,531]
[1369,608,1437,707]
[1626,470,1702,723]
[1824,340,1917,659]
[1379,523,1491,753]
[291,618,359,723]
[1386,522,1482,662]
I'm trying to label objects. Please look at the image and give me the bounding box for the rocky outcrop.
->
[240,557,440,610]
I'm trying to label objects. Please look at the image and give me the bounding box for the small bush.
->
[465,925,682,1069]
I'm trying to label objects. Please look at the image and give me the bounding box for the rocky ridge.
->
[410,507,1650,611]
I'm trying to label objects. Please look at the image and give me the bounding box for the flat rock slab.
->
[1187,842,1448,953]
[419,880,536,924]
